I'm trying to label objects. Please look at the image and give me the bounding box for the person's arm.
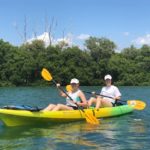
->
[77,91,88,107]
[114,96,121,101]
[56,83,67,97]
[114,86,121,101]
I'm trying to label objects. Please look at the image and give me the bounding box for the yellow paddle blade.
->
[41,68,53,81]
[86,113,100,125]
[66,85,72,92]
[127,100,146,110]
[82,111,100,125]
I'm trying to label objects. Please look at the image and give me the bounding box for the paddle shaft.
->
[83,91,114,99]
[83,90,128,104]
[52,80,72,100]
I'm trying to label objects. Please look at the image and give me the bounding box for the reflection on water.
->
[0,118,128,150]
[0,115,150,150]
[0,122,100,150]
[126,119,150,150]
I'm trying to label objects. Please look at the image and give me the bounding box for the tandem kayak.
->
[0,105,134,127]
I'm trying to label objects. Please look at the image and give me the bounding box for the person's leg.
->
[95,97,103,109]
[42,104,56,111]
[52,104,73,111]
[101,98,113,107]
[88,97,97,107]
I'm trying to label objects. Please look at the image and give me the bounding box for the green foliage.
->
[0,37,150,86]
[85,37,116,61]
[121,45,140,60]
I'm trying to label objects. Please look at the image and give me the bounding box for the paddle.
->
[66,85,146,110]
[127,100,146,110]
[41,68,100,125]
[66,85,114,99]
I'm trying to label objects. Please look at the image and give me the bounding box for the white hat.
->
[70,78,79,84]
[104,74,112,80]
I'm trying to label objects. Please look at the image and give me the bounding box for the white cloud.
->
[123,32,130,36]
[133,34,150,45]
[27,32,73,47]
[27,32,51,46]
[56,33,73,45]
[77,34,90,40]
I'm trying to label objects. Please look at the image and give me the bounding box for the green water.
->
[0,86,150,150]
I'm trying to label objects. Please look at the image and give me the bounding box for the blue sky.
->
[1,0,150,50]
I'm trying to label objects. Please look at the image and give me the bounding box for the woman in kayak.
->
[42,78,87,111]
[88,74,121,109]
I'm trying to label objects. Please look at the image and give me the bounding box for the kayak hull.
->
[0,105,134,127]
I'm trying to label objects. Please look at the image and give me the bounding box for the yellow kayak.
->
[0,105,133,127]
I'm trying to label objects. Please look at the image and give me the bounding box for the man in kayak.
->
[88,74,121,109]
[42,78,87,111]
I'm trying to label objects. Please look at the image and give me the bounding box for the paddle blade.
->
[41,68,53,81]
[66,85,72,92]
[127,100,146,110]
[83,111,100,125]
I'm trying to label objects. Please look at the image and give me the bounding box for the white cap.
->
[70,78,79,84]
[104,74,112,80]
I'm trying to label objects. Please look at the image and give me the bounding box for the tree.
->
[0,37,150,86]
[121,45,140,60]
[85,37,116,62]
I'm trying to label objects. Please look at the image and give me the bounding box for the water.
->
[0,86,149,150]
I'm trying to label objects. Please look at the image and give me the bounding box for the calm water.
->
[0,86,149,150]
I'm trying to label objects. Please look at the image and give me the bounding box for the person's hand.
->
[56,83,61,88]
[74,101,78,106]
[92,91,96,95]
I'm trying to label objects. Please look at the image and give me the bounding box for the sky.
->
[1,0,150,51]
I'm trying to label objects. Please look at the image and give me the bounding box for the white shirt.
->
[66,89,81,107]
[100,85,121,103]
